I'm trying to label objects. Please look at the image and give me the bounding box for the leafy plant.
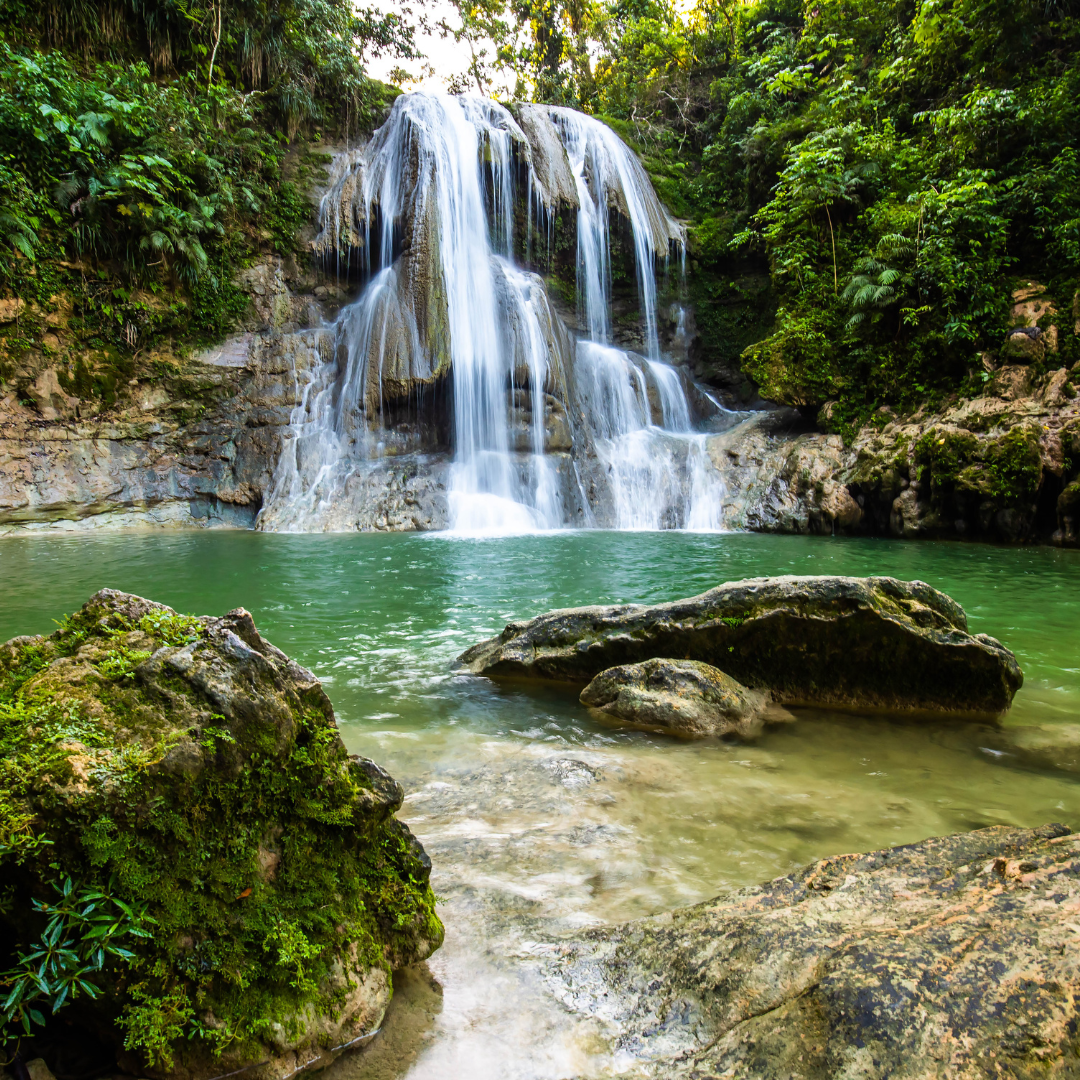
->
[1,877,153,1046]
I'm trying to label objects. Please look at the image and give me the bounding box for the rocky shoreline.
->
[543,822,1080,1079]
[4,348,1078,543]
[2,580,1076,1079]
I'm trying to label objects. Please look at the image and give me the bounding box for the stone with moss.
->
[458,576,1022,717]
[580,659,768,739]
[0,589,442,1080]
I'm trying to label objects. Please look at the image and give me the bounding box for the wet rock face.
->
[580,658,767,738]
[711,375,1080,546]
[0,590,441,1080]
[458,575,1023,716]
[544,823,1080,1079]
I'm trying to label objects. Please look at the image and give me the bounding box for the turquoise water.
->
[3,528,1078,726]
[3,529,1079,1077]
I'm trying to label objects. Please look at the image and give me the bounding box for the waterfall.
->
[258,90,737,535]
[546,107,676,359]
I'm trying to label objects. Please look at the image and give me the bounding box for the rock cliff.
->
[708,368,1080,545]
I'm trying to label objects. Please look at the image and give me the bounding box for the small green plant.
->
[201,721,237,750]
[119,983,195,1070]
[1,877,153,1046]
[262,919,324,995]
[97,648,153,680]
[137,610,204,647]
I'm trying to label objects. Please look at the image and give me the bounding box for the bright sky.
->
[361,0,491,92]
[361,0,537,98]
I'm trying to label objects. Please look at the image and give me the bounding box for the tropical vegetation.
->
[447,0,1080,425]
[1,0,1078,423]
[0,0,411,371]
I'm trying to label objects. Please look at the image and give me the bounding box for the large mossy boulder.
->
[458,575,1022,716]
[0,590,442,1080]
[545,823,1080,1078]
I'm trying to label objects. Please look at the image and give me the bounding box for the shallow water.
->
[3,530,1079,1076]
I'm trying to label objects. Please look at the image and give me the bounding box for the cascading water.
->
[547,106,675,358]
[257,90,740,535]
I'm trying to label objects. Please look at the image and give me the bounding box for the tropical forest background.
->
[0,0,1077,428]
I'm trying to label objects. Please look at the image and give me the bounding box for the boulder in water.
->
[0,590,442,1080]
[544,823,1080,1078]
[580,658,766,738]
[457,575,1023,716]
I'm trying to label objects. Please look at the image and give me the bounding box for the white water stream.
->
[258,91,738,535]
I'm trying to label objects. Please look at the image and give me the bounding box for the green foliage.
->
[119,983,195,1070]
[0,1,415,372]
[1,876,152,1046]
[0,0,417,136]
[0,44,289,286]
[495,0,1080,418]
[135,608,204,646]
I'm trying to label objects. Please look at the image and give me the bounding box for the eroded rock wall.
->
[710,364,1080,545]
[0,329,295,534]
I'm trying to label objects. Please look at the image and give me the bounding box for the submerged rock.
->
[544,823,1080,1078]
[458,575,1023,716]
[580,658,766,738]
[0,590,442,1080]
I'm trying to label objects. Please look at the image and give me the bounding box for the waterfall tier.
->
[258,91,738,535]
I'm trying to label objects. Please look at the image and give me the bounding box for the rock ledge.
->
[545,822,1080,1078]
[458,575,1023,716]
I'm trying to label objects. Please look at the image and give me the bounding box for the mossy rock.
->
[1059,479,1080,517]
[915,425,1043,506]
[580,659,767,739]
[0,590,442,1080]
[458,576,1023,716]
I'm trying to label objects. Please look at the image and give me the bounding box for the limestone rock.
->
[0,590,442,1080]
[580,658,767,738]
[1011,281,1058,351]
[0,333,297,534]
[545,823,1080,1079]
[27,368,80,421]
[0,296,26,322]
[511,104,580,210]
[818,477,861,528]
[458,575,1023,716]
[707,372,1080,545]
[1001,327,1046,364]
[235,257,307,333]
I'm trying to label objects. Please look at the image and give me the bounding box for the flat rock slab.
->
[543,823,1080,1079]
[458,575,1022,715]
[580,658,766,738]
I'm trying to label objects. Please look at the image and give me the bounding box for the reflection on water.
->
[2,530,1079,1076]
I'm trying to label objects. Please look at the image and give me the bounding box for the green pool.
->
[3,529,1078,1077]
